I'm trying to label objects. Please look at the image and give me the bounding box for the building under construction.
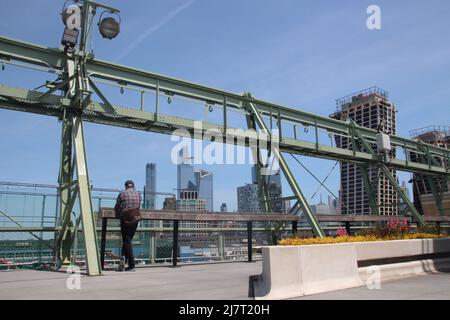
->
[410,126,450,216]
[331,87,398,215]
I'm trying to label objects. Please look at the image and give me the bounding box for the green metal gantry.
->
[0,2,450,274]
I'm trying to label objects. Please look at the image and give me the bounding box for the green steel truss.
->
[0,36,448,176]
[1,35,450,273]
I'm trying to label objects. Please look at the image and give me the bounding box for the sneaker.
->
[118,256,126,271]
[125,265,136,272]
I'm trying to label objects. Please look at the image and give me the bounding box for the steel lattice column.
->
[245,112,270,213]
[57,117,73,265]
[71,115,102,275]
[246,98,325,238]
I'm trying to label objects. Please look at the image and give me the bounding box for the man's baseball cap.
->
[124,180,135,188]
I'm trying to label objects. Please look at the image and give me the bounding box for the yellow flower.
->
[280,233,445,246]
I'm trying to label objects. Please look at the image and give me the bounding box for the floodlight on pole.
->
[60,1,121,51]
[98,12,121,40]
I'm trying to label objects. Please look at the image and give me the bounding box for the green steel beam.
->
[379,164,425,225]
[71,114,101,275]
[0,36,449,169]
[1,84,448,177]
[245,113,271,213]
[0,35,448,240]
[245,98,325,237]
[415,144,447,216]
[425,175,446,216]
[349,123,380,215]
[57,115,74,265]
[360,165,380,215]
[351,124,425,224]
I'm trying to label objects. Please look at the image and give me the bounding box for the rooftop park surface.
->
[280,218,448,246]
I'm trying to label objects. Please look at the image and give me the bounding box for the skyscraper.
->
[177,148,197,197]
[251,166,283,213]
[177,148,214,212]
[331,87,398,216]
[144,163,156,210]
[176,190,208,235]
[237,183,261,213]
[251,166,282,189]
[163,196,176,211]
[220,203,228,212]
[195,170,214,212]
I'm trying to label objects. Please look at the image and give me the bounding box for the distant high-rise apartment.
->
[237,184,261,213]
[163,196,176,211]
[331,87,398,215]
[176,190,208,235]
[251,166,282,188]
[251,166,283,213]
[410,126,450,216]
[220,203,228,212]
[144,163,156,210]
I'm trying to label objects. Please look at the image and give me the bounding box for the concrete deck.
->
[0,262,261,300]
[1,262,450,300]
[292,272,450,300]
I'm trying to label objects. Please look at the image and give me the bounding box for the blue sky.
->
[0,0,449,211]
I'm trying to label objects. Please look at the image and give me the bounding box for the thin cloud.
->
[114,0,197,62]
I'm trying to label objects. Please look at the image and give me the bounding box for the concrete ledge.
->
[355,238,450,261]
[359,258,450,283]
[252,244,362,300]
[250,238,450,300]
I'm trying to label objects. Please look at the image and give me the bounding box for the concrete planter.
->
[251,238,450,300]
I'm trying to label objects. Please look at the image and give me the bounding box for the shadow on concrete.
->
[422,239,450,273]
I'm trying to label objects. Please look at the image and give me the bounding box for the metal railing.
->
[335,86,389,110]
[409,126,450,139]
[1,182,449,270]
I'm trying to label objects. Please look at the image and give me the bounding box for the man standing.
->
[114,180,141,271]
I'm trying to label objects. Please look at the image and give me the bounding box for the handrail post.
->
[247,221,253,262]
[345,221,351,236]
[292,220,298,235]
[100,217,107,270]
[172,220,179,267]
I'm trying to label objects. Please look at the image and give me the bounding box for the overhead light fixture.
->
[98,14,121,40]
